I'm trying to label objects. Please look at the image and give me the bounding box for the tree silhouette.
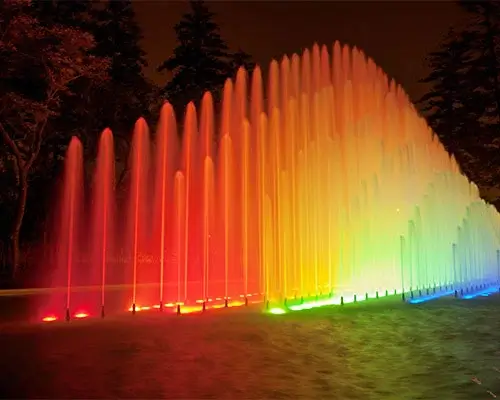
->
[158,0,253,121]
[420,3,500,206]
[91,0,155,187]
[458,0,500,135]
[230,48,256,77]
[0,0,109,277]
[34,1,154,184]
[418,29,480,156]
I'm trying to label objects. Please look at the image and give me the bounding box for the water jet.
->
[37,42,500,321]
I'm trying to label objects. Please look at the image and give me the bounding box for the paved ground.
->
[1,295,500,399]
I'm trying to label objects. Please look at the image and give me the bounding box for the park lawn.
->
[0,295,499,399]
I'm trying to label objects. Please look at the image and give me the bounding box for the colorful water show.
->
[25,42,500,323]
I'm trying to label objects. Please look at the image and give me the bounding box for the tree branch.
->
[0,121,23,164]
[26,117,48,172]
[0,121,22,184]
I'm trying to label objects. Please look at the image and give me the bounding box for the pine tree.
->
[230,48,256,77]
[91,1,153,137]
[418,28,481,156]
[94,0,147,84]
[158,0,236,120]
[420,4,500,204]
[455,1,500,198]
[458,0,500,135]
[91,0,155,186]
[418,29,491,185]
[418,28,485,185]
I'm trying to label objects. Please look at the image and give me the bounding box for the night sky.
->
[133,1,466,103]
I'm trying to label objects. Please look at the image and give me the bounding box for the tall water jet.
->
[153,103,178,310]
[174,171,186,304]
[128,118,151,313]
[217,134,234,301]
[91,129,115,317]
[66,138,84,320]
[39,42,500,321]
[241,119,250,297]
[250,66,264,297]
[46,137,84,321]
[201,158,213,301]
[200,92,215,301]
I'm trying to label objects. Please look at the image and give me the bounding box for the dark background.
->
[135,0,465,102]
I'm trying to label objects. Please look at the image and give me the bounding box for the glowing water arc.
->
[40,42,500,320]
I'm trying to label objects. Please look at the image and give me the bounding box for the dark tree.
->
[418,29,480,157]
[94,1,147,83]
[420,3,500,206]
[28,0,107,174]
[91,0,155,186]
[456,1,500,197]
[0,0,109,277]
[30,0,93,27]
[158,0,238,120]
[33,0,154,186]
[458,0,500,135]
[93,0,152,127]
[230,48,256,77]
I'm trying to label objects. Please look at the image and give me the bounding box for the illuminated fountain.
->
[39,42,500,321]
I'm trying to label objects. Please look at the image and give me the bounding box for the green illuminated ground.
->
[1,296,500,399]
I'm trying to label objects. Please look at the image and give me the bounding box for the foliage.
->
[90,0,156,187]
[458,0,500,134]
[92,0,152,132]
[417,29,482,178]
[158,0,254,121]
[0,0,109,275]
[419,1,500,205]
